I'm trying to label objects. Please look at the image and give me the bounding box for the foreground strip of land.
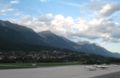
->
[92,71,120,78]
[0,62,80,69]
[0,65,120,78]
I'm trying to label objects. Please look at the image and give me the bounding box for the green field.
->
[0,62,80,69]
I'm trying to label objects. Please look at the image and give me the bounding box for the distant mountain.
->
[38,31,79,51]
[112,53,120,58]
[0,20,48,51]
[38,31,119,58]
[0,20,119,58]
[77,42,113,57]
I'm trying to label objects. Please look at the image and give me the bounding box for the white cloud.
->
[10,0,19,4]
[99,3,120,17]
[0,0,20,16]
[0,5,14,15]
[1,8,14,13]
[40,0,49,3]
[13,13,120,43]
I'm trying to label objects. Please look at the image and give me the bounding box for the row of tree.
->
[0,49,120,64]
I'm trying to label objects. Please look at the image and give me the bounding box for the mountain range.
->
[0,20,119,58]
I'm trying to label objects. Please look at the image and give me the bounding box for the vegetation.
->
[0,49,118,63]
[0,48,120,69]
[0,62,80,69]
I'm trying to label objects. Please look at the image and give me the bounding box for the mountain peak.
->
[40,30,53,34]
[0,20,11,24]
[39,30,58,37]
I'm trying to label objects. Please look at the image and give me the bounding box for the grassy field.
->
[0,62,80,69]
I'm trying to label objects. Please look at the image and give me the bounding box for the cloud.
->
[0,4,14,15]
[40,0,49,3]
[0,0,20,16]
[1,8,14,13]
[111,28,120,39]
[61,1,80,7]
[10,0,19,4]
[99,3,120,17]
[14,13,53,32]
[13,12,120,43]
[8,0,120,43]
[89,2,120,17]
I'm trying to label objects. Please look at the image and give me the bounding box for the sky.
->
[0,0,120,53]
